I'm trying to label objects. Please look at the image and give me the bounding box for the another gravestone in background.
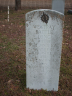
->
[52,0,65,14]
[26,9,64,91]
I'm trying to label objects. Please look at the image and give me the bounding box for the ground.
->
[0,8,72,96]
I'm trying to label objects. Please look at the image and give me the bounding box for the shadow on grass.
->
[19,73,26,90]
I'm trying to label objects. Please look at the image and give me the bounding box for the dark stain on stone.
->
[41,12,49,24]
[29,42,32,46]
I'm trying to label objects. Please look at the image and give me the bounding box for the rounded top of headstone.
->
[26,9,64,16]
[25,9,64,23]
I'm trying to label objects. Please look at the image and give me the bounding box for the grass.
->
[0,8,72,96]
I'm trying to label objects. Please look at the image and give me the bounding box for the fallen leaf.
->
[2,25,5,27]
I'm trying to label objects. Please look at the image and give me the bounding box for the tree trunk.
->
[15,0,21,11]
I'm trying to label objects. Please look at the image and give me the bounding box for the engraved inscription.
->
[33,25,51,34]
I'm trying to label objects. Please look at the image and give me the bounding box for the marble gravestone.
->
[25,9,64,91]
[52,0,65,14]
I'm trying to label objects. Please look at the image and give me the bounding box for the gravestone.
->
[26,9,64,91]
[52,0,65,14]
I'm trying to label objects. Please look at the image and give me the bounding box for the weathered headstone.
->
[26,9,64,91]
[52,0,65,14]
